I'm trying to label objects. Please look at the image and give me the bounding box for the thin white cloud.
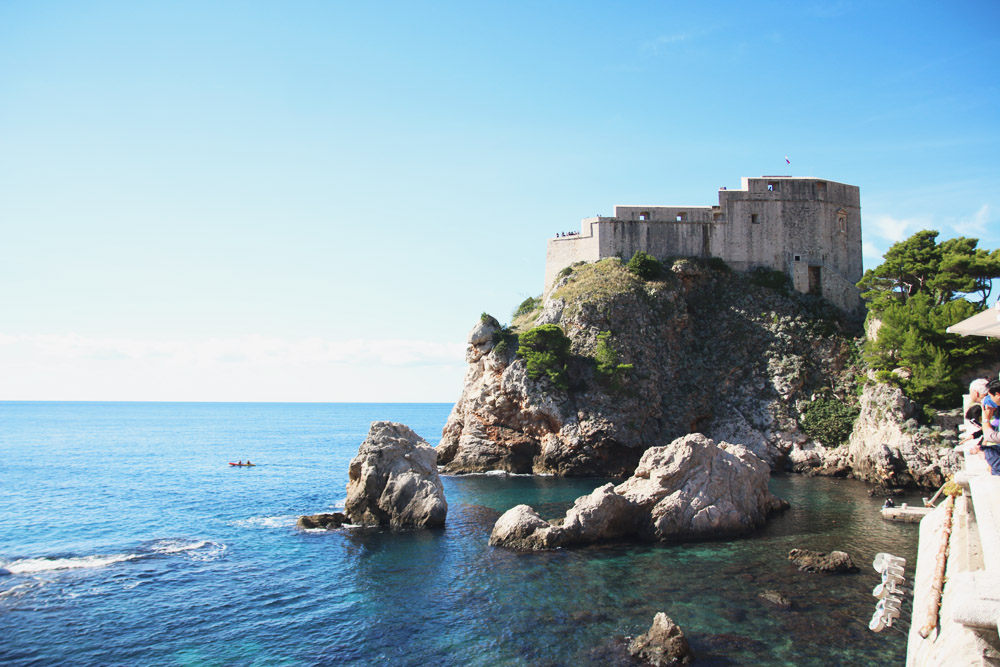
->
[861,204,997,272]
[0,333,471,402]
[949,204,991,238]
[641,32,691,55]
[865,213,930,244]
[0,333,467,368]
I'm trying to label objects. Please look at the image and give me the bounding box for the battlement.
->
[545,176,864,313]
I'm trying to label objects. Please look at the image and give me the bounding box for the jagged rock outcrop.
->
[628,613,694,667]
[343,421,447,528]
[438,259,858,477]
[788,548,860,573]
[297,512,348,529]
[489,434,788,549]
[846,381,961,488]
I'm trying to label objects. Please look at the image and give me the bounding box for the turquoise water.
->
[1,402,919,666]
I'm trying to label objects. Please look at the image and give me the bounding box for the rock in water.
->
[758,589,792,608]
[297,513,348,529]
[787,548,860,573]
[628,612,694,667]
[489,434,787,549]
[345,421,447,528]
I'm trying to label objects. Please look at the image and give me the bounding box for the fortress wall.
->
[542,177,863,311]
[545,223,600,291]
[597,221,713,265]
[612,206,718,223]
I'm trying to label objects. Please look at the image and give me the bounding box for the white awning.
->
[947,301,1000,338]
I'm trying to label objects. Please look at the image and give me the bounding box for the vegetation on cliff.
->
[858,230,1000,407]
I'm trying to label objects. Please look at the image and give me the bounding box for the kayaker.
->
[238,460,242,465]
[246,460,252,466]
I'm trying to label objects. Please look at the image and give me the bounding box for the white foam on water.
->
[232,515,297,529]
[1,552,141,575]
[0,580,39,599]
[0,538,228,578]
[148,538,210,555]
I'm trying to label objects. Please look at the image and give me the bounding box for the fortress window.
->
[751,213,760,224]
[766,181,780,192]
[837,210,847,234]
[676,212,687,222]
[639,211,650,221]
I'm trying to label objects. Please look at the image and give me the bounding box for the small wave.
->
[0,581,40,599]
[1,553,140,575]
[147,538,209,555]
[232,515,297,529]
[0,539,226,577]
[443,470,547,478]
[145,538,226,562]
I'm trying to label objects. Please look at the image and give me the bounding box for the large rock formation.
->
[628,613,694,667]
[846,380,961,488]
[437,258,960,488]
[343,421,447,528]
[489,434,787,549]
[438,258,858,477]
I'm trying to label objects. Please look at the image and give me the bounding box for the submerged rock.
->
[758,589,792,608]
[628,612,694,667]
[489,434,787,549]
[344,421,448,528]
[788,548,860,573]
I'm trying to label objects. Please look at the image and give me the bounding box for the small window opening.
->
[767,181,780,192]
[751,213,760,224]
[794,254,801,262]
[638,211,650,221]
[837,210,847,234]
[676,211,687,222]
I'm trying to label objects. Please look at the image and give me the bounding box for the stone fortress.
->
[545,176,863,313]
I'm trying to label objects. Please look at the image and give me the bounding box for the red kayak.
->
[228,462,256,467]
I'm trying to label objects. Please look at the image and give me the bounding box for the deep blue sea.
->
[1,402,921,666]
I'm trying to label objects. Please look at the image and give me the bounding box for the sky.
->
[1,1,998,402]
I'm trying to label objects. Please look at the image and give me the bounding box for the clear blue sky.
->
[2,1,998,402]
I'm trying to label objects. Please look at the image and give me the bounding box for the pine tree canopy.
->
[859,230,1000,407]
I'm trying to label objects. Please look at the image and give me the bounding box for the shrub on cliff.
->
[750,267,792,296]
[517,324,571,390]
[627,251,663,280]
[594,331,633,391]
[513,296,542,319]
[800,397,859,447]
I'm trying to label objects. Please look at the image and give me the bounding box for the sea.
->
[0,402,922,666]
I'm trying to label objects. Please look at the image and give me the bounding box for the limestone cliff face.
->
[438,259,858,477]
[847,381,961,488]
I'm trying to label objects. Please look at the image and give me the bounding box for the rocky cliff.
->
[437,258,960,487]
